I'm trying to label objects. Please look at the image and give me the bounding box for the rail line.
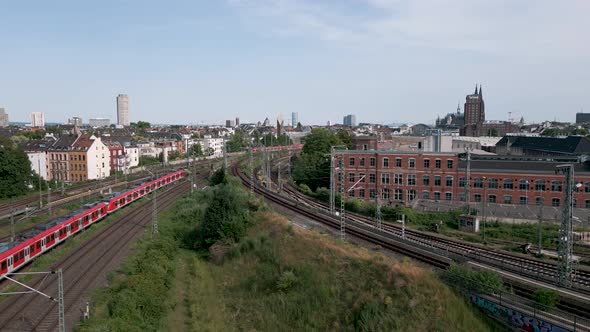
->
[0,179,191,331]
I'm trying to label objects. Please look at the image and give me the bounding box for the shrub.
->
[532,289,559,310]
[276,271,298,291]
[444,264,503,295]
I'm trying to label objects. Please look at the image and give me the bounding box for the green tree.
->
[532,289,559,310]
[192,143,203,157]
[209,166,228,186]
[336,130,354,149]
[196,183,250,248]
[0,136,35,198]
[226,129,250,152]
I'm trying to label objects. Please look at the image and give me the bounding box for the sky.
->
[1,0,589,126]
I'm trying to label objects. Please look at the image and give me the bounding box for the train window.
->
[46,236,50,242]
[29,245,34,252]
[13,254,18,262]
[1,261,5,270]
[19,251,24,260]
[36,242,41,249]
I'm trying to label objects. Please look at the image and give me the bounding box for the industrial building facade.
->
[334,150,590,209]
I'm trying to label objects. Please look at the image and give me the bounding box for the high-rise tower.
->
[117,94,130,126]
[461,85,485,136]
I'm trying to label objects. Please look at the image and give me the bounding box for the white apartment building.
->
[202,135,225,157]
[31,112,45,127]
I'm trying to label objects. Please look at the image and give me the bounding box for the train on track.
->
[0,169,185,278]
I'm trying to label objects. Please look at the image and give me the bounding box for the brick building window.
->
[519,180,529,190]
[445,192,452,201]
[407,174,416,186]
[360,158,365,166]
[551,181,562,192]
[359,173,365,182]
[552,198,560,206]
[359,189,365,197]
[382,188,390,200]
[488,178,498,189]
[348,173,355,182]
[434,192,441,200]
[349,189,355,197]
[460,193,466,201]
[535,180,545,191]
[434,176,441,186]
[394,189,403,200]
[423,191,430,199]
[445,176,453,187]
[447,160,453,169]
[586,200,590,208]
[408,189,417,201]
[503,179,513,189]
[394,174,403,185]
[396,158,402,167]
[435,159,441,168]
[381,173,390,184]
[459,177,466,187]
[369,189,376,198]
[536,197,543,206]
[585,182,590,193]
[370,157,376,167]
[474,178,483,188]
[424,159,430,168]
[520,196,528,205]
[474,194,481,202]
[349,157,355,166]
[489,195,496,203]
[383,158,389,168]
[409,158,415,168]
[423,175,430,186]
[369,174,376,183]
[503,195,512,204]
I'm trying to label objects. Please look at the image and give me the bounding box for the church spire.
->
[474,84,478,95]
[479,84,483,97]
[456,102,461,113]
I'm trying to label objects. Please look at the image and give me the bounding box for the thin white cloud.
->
[228,0,590,58]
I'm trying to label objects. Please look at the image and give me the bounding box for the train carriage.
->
[0,169,185,279]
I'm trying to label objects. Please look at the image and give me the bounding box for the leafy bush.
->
[209,166,228,186]
[532,289,559,310]
[276,271,298,291]
[443,264,504,295]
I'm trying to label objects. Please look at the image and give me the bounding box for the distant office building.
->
[89,118,111,127]
[576,113,590,124]
[343,114,357,127]
[235,117,240,126]
[292,112,299,127]
[31,112,45,127]
[225,119,235,127]
[68,117,83,126]
[0,108,8,127]
[116,94,130,126]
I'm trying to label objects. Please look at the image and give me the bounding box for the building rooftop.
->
[496,135,590,155]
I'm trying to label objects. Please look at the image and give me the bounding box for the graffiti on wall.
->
[470,294,569,332]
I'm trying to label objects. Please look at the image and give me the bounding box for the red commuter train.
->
[0,169,185,277]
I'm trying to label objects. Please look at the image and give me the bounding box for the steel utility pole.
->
[556,164,574,287]
[249,146,254,194]
[538,198,544,256]
[0,269,66,332]
[38,159,43,209]
[464,148,471,214]
[330,147,335,214]
[277,161,282,193]
[339,155,345,240]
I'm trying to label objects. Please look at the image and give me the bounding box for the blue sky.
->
[1,0,588,125]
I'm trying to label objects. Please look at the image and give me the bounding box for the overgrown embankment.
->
[79,169,493,331]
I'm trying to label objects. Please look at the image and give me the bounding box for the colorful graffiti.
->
[470,294,570,332]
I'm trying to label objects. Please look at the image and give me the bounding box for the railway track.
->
[281,183,590,293]
[0,179,190,331]
[234,163,590,322]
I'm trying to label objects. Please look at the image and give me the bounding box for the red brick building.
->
[103,140,124,174]
[334,150,590,209]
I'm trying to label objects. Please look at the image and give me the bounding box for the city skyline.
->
[1,1,588,125]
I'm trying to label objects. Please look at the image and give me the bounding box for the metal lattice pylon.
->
[556,164,574,287]
[57,269,65,332]
[339,156,345,240]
